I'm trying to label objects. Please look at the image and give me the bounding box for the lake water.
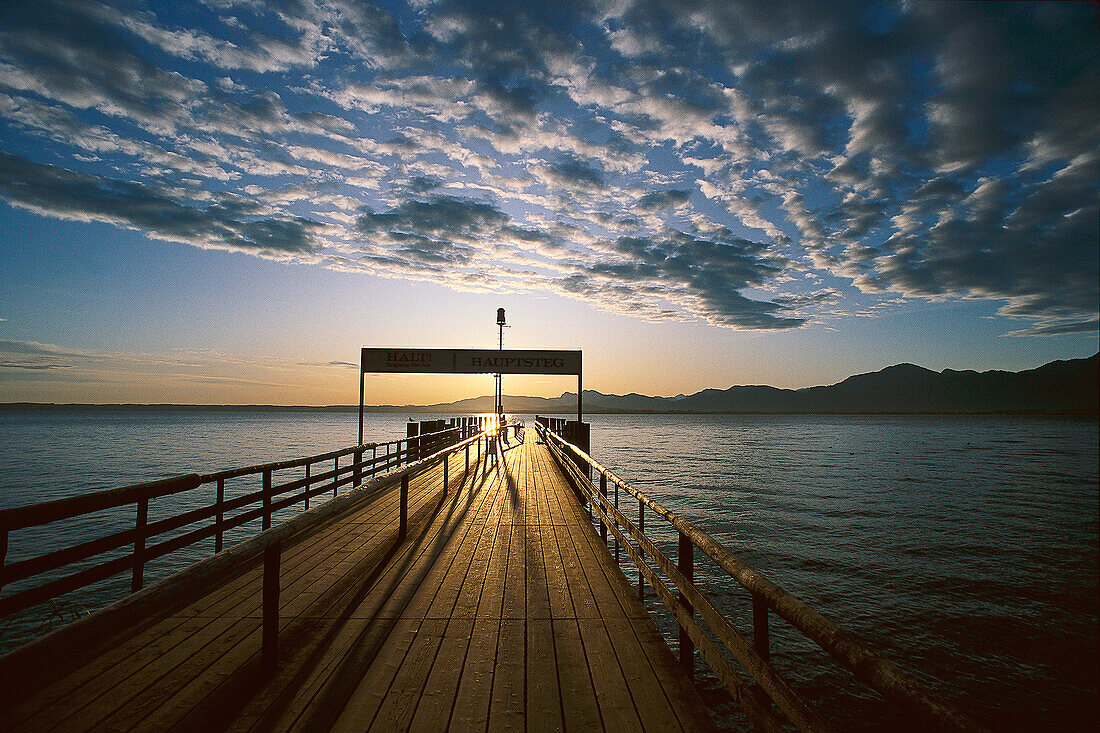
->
[0,410,1096,730]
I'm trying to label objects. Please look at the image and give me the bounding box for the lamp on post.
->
[495,308,507,415]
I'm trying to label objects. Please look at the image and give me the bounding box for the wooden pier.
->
[0,414,986,732]
[0,430,715,732]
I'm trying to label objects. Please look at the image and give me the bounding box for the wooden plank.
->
[112,514,406,732]
[525,521,552,620]
[56,617,251,731]
[486,618,525,733]
[0,611,188,727]
[203,531,423,731]
[4,502,370,726]
[552,618,602,732]
[564,510,626,620]
[476,500,510,620]
[1,614,199,731]
[28,463,452,731]
[570,506,649,621]
[450,617,500,732]
[501,522,526,619]
[541,519,573,619]
[551,511,599,620]
[603,617,684,733]
[423,495,494,620]
[628,617,718,733]
[450,489,503,619]
[527,618,564,733]
[329,618,421,732]
[408,618,474,729]
[241,614,376,732]
[579,618,644,731]
[368,618,448,732]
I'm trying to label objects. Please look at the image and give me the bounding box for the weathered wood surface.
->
[0,432,715,732]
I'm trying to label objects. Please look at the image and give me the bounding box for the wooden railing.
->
[0,425,477,620]
[536,421,984,733]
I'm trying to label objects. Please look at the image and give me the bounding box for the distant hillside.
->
[5,354,1096,415]
[414,353,1099,415]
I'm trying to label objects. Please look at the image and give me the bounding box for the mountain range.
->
[390,353,1099,415]
[5,354,1096,415]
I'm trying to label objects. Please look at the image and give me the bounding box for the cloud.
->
[1005,318,1100,338]
[0,340,360,384]
[0,0,1094,336]
[541,155,606,190]
[0,340,81,371]
[637,189,689,210]
[0,152,320,255]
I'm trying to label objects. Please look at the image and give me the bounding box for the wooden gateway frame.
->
[357,347,583,444]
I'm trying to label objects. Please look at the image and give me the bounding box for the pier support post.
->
[215,478,225,554]
[263,541,281,672]
[678,531,694,680]
[638,499,645,600]
[262,469,272,530]
[131,497,148,593]
[304,463,311,510]
[614,477,619,561]
[0,529,7,599]
[753,592,770,662]
[600,472,608,545]
[399,474,409,541]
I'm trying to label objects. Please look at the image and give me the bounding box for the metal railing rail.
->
[536,421,983,733]
[0,425,478,619]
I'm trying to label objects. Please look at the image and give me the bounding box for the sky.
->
[0,0,1097,405]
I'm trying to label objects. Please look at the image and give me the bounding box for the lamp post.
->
[495,308,507,415]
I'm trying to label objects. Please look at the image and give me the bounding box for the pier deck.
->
[2,431,715,732]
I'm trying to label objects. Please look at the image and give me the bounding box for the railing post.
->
[215,478,225,553]
[443,454,449,496]
[333,456,339,497]
[0,528,7,599]
[262,469,272,530]
[399,474,409,541]
[372,445,377,475]
[753,591,771,662]
[678,530,694,680]
[131,497,148,593]
[263,541,281,671]
[465,443,470,475]
[638,499,645,600]
[353,448,362,488]
[600,472,608,545]
[614,476,619,562]
[304,462,311,511]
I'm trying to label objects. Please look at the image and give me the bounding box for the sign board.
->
[361,348,581,376]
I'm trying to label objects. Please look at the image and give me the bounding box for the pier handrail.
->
[0,424,475,620]
[536,421,984,733]
[0,427,488,696]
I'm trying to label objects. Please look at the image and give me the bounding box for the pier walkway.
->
[1,431,715,732]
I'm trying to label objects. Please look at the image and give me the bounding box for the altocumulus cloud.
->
[0,0,1095,334]
[0,153,321,255]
